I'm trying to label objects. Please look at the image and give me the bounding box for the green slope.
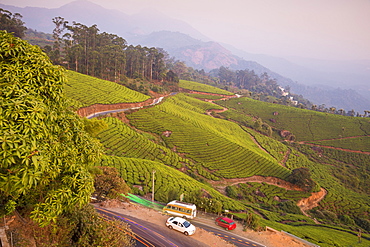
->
[179,79,234,95]
[311,136,370,152]
[63,72,370,247]
[98,155,245,211]
[64,70,150,107]
[127,93,290,179]
[97,117,219,180]
[218,97,370,142]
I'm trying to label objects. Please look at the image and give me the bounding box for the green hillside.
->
[126,93,290,179]
[217,96,370,142]
[65,73,370,247]
[64,70,150,107]
[96,117,218,180]
[311,136,370,152]
[99,155,245,211]
[179,79,234,95]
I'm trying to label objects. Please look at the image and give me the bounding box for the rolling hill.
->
[64,70,370,247]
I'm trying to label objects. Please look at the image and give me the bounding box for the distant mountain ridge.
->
[0,0,209,41]
[1,0,369,113]
[131,31,294,82]
[132,31,370,113]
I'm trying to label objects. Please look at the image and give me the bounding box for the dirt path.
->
[297,188,327,223]
[300,141,370,155]
[208,176,304,194]
[205,107,228,116]
[209,176,327,220]
[279,149,291,167]
[77,98,156,118]
[297,188,327,211]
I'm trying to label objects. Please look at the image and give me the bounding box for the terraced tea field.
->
[99,155,245,211]
[179,79,234,95]
[217,97,370,142]
[64,70,150,107]
[127,93,291,179]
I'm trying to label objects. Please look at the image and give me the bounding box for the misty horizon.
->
[1,0,370,62]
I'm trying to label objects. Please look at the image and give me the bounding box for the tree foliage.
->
[287,167,316,192]
[26,204,134,247]
[46,17,179,89]
[244,209,263,231]
[93,166,131,201]
[0,8,27,38]
[82,118,109,137]
[0,31,102,226]
[66,204,134,247]
[210,67,282,98]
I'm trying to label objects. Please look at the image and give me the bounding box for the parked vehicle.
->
[166,216,196,236]
[163,200,197,219]
[215,216,236,230]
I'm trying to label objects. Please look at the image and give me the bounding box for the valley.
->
[63,71,370,246]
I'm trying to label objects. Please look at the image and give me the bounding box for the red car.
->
[215,216,236,230]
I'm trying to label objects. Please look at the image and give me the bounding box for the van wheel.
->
[168,225,173,230]
[184,231,189,236]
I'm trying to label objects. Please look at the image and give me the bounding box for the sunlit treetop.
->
[0,30,102,226]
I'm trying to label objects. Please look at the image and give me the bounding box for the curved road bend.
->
[95,206,265,247]
[86,97,164,119]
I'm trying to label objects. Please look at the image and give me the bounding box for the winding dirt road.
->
[208,176,327,220]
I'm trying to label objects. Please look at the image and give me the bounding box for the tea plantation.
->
[65,72,370,247]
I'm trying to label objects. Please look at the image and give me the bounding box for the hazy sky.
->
[2,0,370,61]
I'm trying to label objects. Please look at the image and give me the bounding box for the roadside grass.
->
[262,220,370,247]
[232,211,370,247]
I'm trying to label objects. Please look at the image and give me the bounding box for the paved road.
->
[192,219,266,247]
[86,96,164,119]
[95,206,266,247]
[96,206,208,247]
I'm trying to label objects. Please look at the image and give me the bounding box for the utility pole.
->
[152,170,156,202]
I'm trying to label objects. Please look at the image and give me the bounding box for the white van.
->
[163,200,197,219]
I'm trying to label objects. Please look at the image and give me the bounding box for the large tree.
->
[0,8,27,38]
[0,31,102,226]
[287,167,316,192]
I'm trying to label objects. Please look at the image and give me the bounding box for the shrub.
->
[287,167,316,192]
[244,210,263,231]
[65,204,134,247]
[278,201,302,215]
